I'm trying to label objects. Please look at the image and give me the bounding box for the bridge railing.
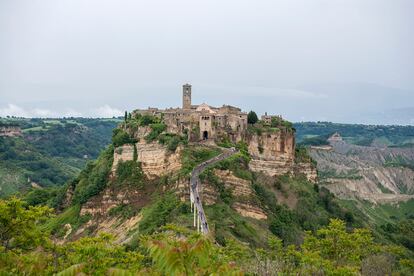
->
[189,148,238,234]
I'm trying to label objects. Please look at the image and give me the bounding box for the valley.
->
[0,118,120,197]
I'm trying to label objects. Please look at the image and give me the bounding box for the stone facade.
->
[131,84,310,181]
[133,84,248,142]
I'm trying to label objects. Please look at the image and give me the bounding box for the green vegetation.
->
[341,199,414,253]
[71,146,114,204]
[201,170,234,204]
[121,113,187,151]
[2,116,414,274]
[247,110,258,124]
[0,197,52,251]
[41,204,92,238]
[247,117,294,137]
[180,145,222,177]
[0,118,120,198]
[108,204,138,219]
[111,128,135,147]
[295,121,414,147]
[145,123,167,142]
[0,137,77,196]
[295,144,315,164]
[384,155,414,171]
[138,193,181,235]
[318,168,363,180]
[1,197,412,275]
[115,160,143,188]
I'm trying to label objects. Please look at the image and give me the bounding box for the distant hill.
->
[0,117,121,197]
[295,122,414,147]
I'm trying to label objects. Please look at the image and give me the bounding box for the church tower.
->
[182,83,192,109]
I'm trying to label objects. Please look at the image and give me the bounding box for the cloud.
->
[63,108,83,117]
[0,104,30,117]
[92,105,123,118]
[0,104,58,118]
[32,108,54,117]
[0,104,121,118]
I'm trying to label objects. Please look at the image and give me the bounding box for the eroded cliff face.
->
[310,141,414,204]
[247,130,296,176]
[75,187,149,243]
[200,169,267,220]
[0,126,22,137]
[294,162,318,182]
[112,142,182,180]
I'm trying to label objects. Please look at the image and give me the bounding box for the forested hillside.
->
[0,118,121,197]
[295,122,414,147]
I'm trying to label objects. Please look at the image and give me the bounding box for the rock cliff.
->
[201,169,267,220]
[112,142,182,179]
[247,129,295,177]
[310,141,414,203]
[0,126,22,137]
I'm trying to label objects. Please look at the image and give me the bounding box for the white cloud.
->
[92,105,123,118]
[0,104,30,117]
[33,108,54,117]
[0,103,122,118]
[63,108,83,117]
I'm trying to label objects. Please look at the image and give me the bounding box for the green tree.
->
[57,233,143,275]
[144,229,243,275]
[247,111,258,124]
[124,111,127,123]
[0,198,52,251]
[112,128,134,147]
[301,219,377,274]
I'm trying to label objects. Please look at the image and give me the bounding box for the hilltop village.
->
[110,84,316,184]
[134,84,283,143]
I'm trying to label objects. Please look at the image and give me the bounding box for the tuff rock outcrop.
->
[112,142,182,180]
[247,130,295,176]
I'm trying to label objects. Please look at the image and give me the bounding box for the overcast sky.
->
[1,0,413,124]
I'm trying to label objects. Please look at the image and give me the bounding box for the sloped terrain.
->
[310,141,414,203]
[0,118,120,197]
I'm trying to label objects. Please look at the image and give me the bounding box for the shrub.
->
[139,114,157,126]
[115,160,143,187]
[247,111,258,124]
[112,129,134,147]
[72,146,114,204]
[108,204,137,219]
[145,123,167,142]
[139,193,180,234]
[167,136,180,152]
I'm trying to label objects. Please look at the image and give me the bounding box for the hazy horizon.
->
[1,0,413,125]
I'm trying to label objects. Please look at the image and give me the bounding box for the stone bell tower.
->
[182,83,192,110]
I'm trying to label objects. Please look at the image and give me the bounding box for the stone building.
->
[261,112,283,125]
[134,84,248,141]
